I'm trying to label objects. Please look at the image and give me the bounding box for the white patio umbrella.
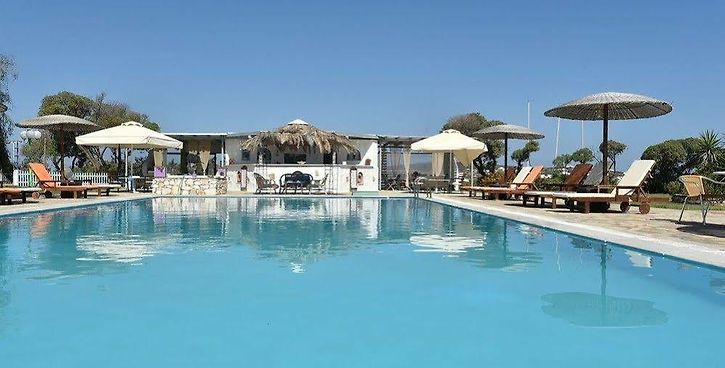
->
[76,121,183,189]
[411,129,487,182]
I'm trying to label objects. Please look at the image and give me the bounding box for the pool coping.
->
[426,196,725,269]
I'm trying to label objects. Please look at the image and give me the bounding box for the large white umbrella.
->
[75,121,183,149]
[76,121,183,187]
[411,129,487,181]
[544,92,672,184]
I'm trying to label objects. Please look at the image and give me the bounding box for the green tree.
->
[641,137,700,193]
[511,141,540,170]
[599,140,627,173]
[552,153,573,168]
[37,91,162,171]
[37,91,95,170]
[570,148,595,164]
[0,54,18,177]
[442,112,503,176]
[696,130,723,173]
[21,132,57,166]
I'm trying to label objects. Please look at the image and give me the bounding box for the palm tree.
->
[697,130,723,170]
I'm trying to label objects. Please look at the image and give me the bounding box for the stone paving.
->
[428,193,725,267]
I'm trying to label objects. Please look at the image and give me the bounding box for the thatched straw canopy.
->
[16,114,99,131]
[473,124,544,140]
[241,119,359,154]
[544,92,672,121]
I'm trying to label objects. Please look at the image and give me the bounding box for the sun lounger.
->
[462,166,532,197]
[0,174,43,204]
[28,163,104,198]
[545,160,658,214]
[468,166,543,200]
[522,163,593,207]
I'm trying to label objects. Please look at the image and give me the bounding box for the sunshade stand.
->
[473,124,544,183]
[16,114,99,178]
[544,92,672,185]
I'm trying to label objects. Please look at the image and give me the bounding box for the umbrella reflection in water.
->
[542,243,668,328]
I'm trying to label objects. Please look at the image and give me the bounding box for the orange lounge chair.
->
[462,167,532,197]
[28,163,103,199]
[475,166,544,199]
[521,163,593,207]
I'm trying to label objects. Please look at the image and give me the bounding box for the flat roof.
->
[167,131,424,144]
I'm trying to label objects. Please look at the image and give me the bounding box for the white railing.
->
[12,169,111,187]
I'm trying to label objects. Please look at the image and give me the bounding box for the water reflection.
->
[542,244,668,327]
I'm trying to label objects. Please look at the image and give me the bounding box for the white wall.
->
[225,164,377,194]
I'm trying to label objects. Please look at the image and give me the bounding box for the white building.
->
[165,130,423,194]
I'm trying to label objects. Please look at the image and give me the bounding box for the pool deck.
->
[0,191,722,268]
[0,192,156,217]
[424,193,725,268]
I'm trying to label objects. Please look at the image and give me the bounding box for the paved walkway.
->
[428,193,725,267]
[0,192,154,217]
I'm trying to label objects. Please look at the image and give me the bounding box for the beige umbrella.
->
[76,121,183,187]
[473,124,544,183]
[16,114,99,175]
[411,129,487,181]
[544,92,672,184]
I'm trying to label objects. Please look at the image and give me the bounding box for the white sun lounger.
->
[545,160,658,214]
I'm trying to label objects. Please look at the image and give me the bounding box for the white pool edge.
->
[427,196,725,269]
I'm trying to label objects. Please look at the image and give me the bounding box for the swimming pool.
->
[0,197,722,367]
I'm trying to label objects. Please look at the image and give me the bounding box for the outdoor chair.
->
[677,175,725,225]
[280,171,312,194]
[412,176,432,198]
[28,163,105,199]
[522,163,593,207]
[545,160,661,214]
[65,168,123,194]
[310,174,328,194]
[464,166,542,200]
[462,166,532,197]
[0,173,42,204]
[254,172,279,194]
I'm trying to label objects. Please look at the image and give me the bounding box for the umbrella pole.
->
[503,136,508,184]
[59,130,65,179]
[602,104,609,185]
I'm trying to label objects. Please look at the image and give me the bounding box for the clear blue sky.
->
[3,0,724,166]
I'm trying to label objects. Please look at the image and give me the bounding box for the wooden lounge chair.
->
[522,163,593,207]
[64,169,123,194]
[28,163,104,199]
[677,175,725,225]
[475,166,544,200]
[546,160,658,214]
[462,167,532,197]
[0,173,42,204]
[253,172,279,194]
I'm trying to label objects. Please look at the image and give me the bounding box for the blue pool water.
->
[0,197,723,367]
